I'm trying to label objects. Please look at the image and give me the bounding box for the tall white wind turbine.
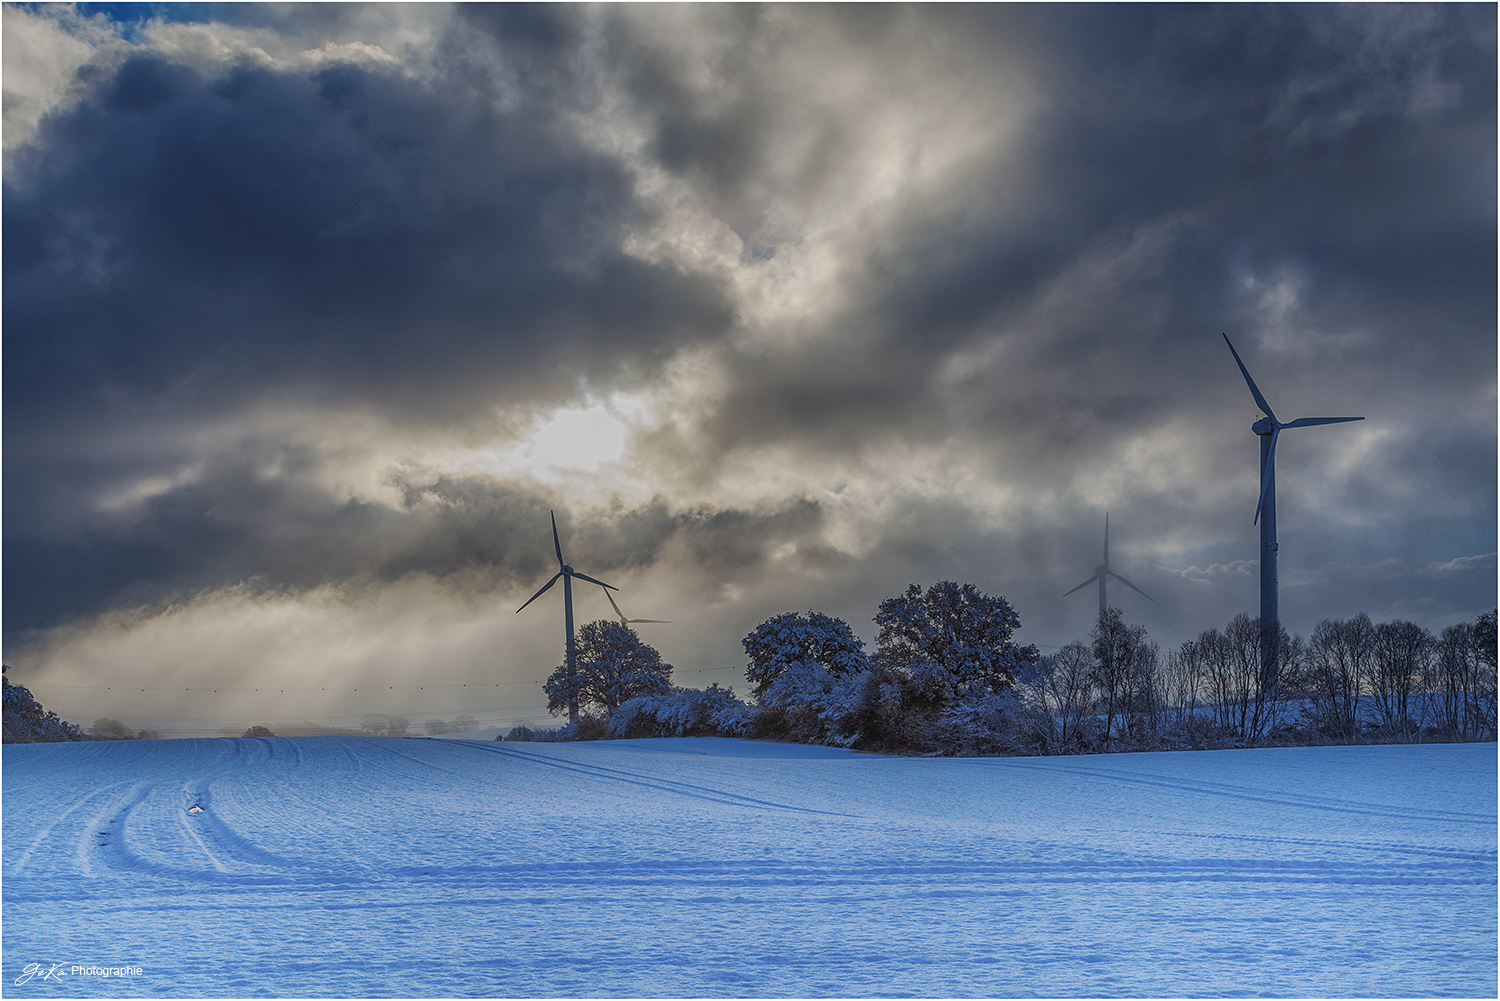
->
[1222,333,1363,692]
[516,511,617,725]
[1064,513,1152,619]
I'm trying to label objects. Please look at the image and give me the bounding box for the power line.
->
[28,681,543,693]
[79,704,552,723]
[30,669,752,695]
[106,712,552,736]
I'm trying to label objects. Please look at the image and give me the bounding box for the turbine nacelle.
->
[1223,334,1362,525]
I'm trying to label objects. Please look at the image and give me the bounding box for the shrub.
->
[91,718,136,740]
[932,692,1028,757]
[361,714,410,737]
[502,724,574,741]
[610,685,756,739]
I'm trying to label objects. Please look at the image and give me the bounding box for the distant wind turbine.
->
[601,588,670,628]
[516,511,617,725]
[1222,333,1363,693]
[1064,513,1152,618]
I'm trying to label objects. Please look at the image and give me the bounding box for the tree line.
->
[516,582,1497,755]
[7,584,1494,753]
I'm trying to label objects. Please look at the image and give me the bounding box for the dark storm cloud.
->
[639,3,1496,642]
[4,51,729,431]
[3,6,732,635]
[5,433,832,639]
[3,2,1494,664]
[693,3,1494,459]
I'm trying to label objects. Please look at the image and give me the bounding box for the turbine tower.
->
[600,588,670,628]
[516,511,617,725]
[1064,513,1152,619]
[1222,333,1363,694]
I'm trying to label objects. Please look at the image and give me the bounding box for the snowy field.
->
[3,737,1495,998]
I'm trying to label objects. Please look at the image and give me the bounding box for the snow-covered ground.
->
[4,737,1495,998]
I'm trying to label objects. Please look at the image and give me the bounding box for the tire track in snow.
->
[6,779,146,876]
[374,740,486,779]
[994,759,1493,824]
[468,743,859,817]
[1162,829,1499,866]
[79,736,348,885]
[373,851,1491,889]
[38,844,1484,913]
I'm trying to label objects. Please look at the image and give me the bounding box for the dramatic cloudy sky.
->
[4,3,1495,736]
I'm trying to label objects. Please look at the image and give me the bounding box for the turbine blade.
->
[569,571,618,591]
[516,572,563,613]
[602,588,631,626]
[1223,333,1278,424]
[628,618,671,624]
[1103,513,1110,567]
[1063,574,1101,597]
[1283,416,1364,428]
[1253,425,1280,525]
[550,510,565,569]
[1107,570,1153,601]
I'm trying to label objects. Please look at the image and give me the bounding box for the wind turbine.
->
[516,511,617,725]
[1064,513,1152,619]
[600,588,670,628]
[1222,333,1363,693]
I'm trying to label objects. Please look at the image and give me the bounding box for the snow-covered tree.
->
[1370,620,1432,741]
[361,713,410,737]
[1090,609,1160,749]
[1429,612,1499,741]
[1475,610,1498,739]
[1026,641,1097,753]
[742,611,869,699]
[1196,614,1297,745]
[1160,640,1211,747]
[545,620,673,718]
[91,717,136,740]
[1305,613,1374,742]
[873,581,1037,701]
[2,665,88,743]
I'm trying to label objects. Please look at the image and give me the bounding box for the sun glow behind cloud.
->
[3,3,1493,736]
[489,404,630,479]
